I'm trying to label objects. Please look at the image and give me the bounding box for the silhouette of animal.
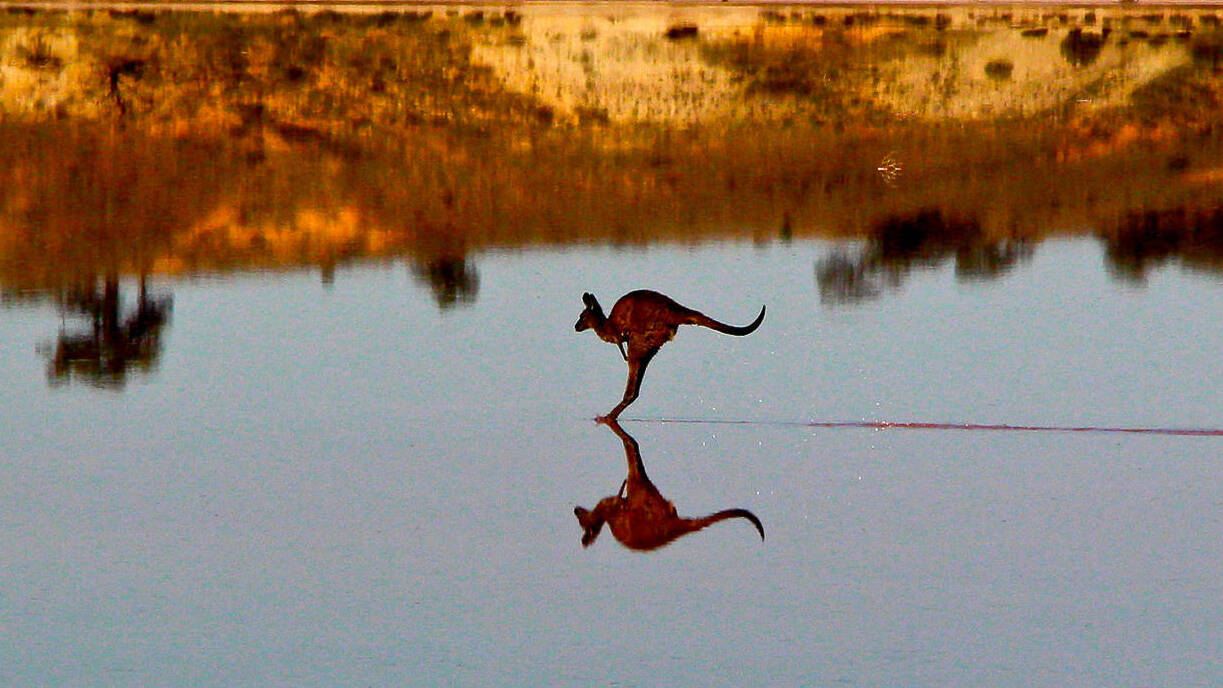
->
[574,290,765,419]
[574,419,765,551]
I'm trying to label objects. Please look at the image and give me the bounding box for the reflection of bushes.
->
[875,208,983,265]
[4,111,1221,298]
[1102,206,1223,280]
[410,257,479,309]
[49,276,171,389]
[816,209,1032,303]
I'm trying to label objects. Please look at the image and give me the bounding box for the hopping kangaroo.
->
[574,290,765,419]
[574,419,765,551]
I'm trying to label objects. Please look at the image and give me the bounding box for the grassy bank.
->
[0,4,1221,291]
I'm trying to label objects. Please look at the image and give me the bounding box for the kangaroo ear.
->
[574,506,601,547]
[582,292,597,308]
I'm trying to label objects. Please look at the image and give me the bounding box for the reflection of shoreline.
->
[817,204,1223,301]
[3,117,1222,294]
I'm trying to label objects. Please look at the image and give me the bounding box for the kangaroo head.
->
[573,505,605,547]
[574,495,622,547]
[574,292,605,332]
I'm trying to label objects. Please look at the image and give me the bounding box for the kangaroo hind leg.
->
[603,347,658,421]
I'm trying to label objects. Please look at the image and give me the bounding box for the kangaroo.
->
[574,290,765,420]
[574,419,765,551]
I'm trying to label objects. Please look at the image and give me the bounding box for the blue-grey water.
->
[4,2,1223,684]
[4,239,1223,686]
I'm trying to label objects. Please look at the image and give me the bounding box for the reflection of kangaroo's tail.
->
[694,508,766,540]
[687,305,766,336]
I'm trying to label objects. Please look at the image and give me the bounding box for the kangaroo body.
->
[574,419,765,551]
[574,290,765,420]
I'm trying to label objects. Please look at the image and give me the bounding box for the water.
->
[4,4,1223,687]
[5,242,1223,686]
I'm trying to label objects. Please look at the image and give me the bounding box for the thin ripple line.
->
[621,418,1223,437]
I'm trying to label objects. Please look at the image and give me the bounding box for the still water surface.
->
[5,241,1223,686]
[3,2,1223,686]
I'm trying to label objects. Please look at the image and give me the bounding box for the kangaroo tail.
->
[699,508,766,540]
[689,305,766,336]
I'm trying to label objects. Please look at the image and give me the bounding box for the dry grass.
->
[0,5,1222,290]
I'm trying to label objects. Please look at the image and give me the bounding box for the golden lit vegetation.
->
[0,5,1222,292]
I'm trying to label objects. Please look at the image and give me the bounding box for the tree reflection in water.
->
[574,419,764,552]
[47,275,171,389]
[816,209,1033,304]
[1101,205,1223,282]
[410,256,480,309]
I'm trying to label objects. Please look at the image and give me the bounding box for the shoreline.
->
[4,0,1223,10]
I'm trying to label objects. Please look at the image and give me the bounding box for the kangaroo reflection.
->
[574,419,765,551]
[575,290,765,420]
[47,275,171,388]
